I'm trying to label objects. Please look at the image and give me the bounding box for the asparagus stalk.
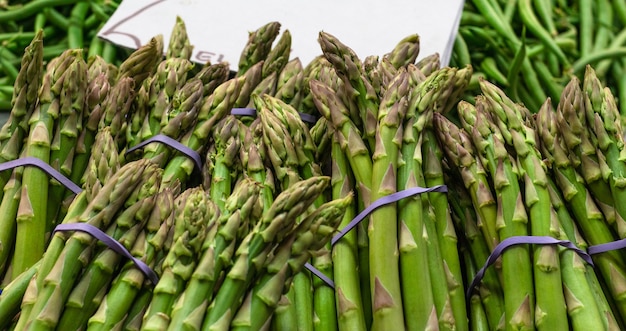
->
[234,61,264,109]
[261,29,292,79]
[0,30,43,199]
[0,156,25,279]
[422,129,468,331]
[445,179,504,329]
[366,69,409,331]
[271,286,299,331]
[24,162,163,331]
[480,79,568,330]
[397,115,436,331]
[582,65,626,239]
[415,53,441,77]
[238,117,275,214]
[0,261,41,329]
[99,77,136,153]
[80,127,120,203]
[275,58,304,109]
[555,76,616,227]
[204,115,242,211]
[142,77,205,168]
[45,49,88,230]
[237,22,281,76]
[546,175,611,331]
[330,130,367,331]
[194,62,230,97]
[56,219,150,330]
[167,178,263,331]
[309,78,373,324]
[87,188,177,331]
[13,49,83,279]
[384,34,420,69]
[116,35,163,89]
[161,75,246,188]
[15,159,156,328]
[57,163,167,330]
[458,99,535,331]
[318,31,379,151]
[142,187,217,330]
[230,194,353,331]
[262,93,334,331]
[166,16,194,60]
[137,57,194,147]
[256,95,301,189]
[536,96,626,324]
[68,72,109,186]
[201,176,330,331]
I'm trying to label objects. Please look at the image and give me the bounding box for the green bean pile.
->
[0,0,126,111]
[453,0,626,115]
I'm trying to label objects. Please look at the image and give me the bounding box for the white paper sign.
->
[98,0,464,71]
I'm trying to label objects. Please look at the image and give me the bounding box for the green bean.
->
[533,0,557,36]
[527,35,577,58]
[480,57,509,86]
[545,51,560,77]
[0,100,11,111]
[503,0,518,23]
[84,14,101,31]
[615,0,626,26]
[596,29,626,76]
[0,28,54,43]
[523,56,549,103]
[486,0,508,23]
[579,0,594,55]
[461,12,489,27]
[611,60,626,116]
[89,1,111,22]
[518,0,570,67]
[0,0,81,21]
[0,86,13,95]
[34,12,47,31]
[460,27,506,53]
[571,47,626,74]
[68,2,90,49]
[471,0,519,46]
[43,7,70,30]
[453,33,472,67]
[533,60,563,103]
[102,41,117,64]
[506,32,526,94]
[593,0,614,53]
[88,33,104,58]
[516,82,541,112]
[0,56,19,81]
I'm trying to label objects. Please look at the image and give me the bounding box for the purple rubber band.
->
[231,108,257,117]
[304,262,335,288]
[297,112,317,124]
[588,239,626,255]
[230,108,318,124]
[126,134,202,171]
[53,223,159,285]
[0,157,82,194]
[467,236,594,298]
[330,185,448,246]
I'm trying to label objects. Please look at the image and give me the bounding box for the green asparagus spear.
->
[167,16,194,60]
[142,187,217,330]
[201,176,330,331]
[230,194,353,331]
[13,49,84,279]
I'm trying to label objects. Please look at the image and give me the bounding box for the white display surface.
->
[98,0,465,71]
